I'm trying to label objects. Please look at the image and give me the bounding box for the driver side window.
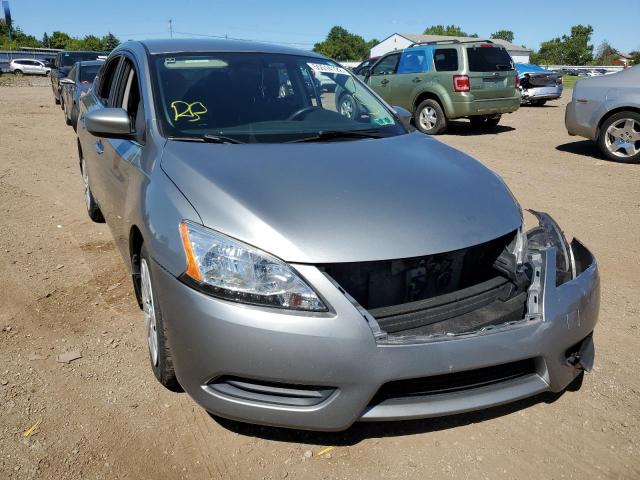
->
[371,54,400,76]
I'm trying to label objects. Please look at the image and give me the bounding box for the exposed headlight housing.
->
[178,221,327,311]
[526,210,576,285]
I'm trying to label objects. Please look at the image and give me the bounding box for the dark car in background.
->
[516,63,563,106]
[50,50,104,105]
[60,60,104,129]
[351,57,378,76]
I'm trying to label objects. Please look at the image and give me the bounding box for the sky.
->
[8,0,640,54]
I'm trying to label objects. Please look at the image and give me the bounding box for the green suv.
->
[353,40,520,134]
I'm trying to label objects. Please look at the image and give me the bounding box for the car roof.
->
[74,60,105,67]
[13,58,42,62]
[133,38,325,59]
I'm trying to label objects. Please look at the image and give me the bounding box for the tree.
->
[593,40,619,65]
[80,35,103,52]
[49,31,73,49]
[42,32,50,48]
[101,32,120,51]
[530,25,593,65]
[491,30,514,43]
[313,26,371,61]
[631,51,640,65]
[423,24,469,37]
[0,20,41,49]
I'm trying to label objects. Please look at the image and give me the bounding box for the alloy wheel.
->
[141,259,159,367]
[605,118,640,159]
[419,106,437,130]
[339,96,355,119]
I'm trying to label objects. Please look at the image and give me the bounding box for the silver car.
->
[9,58,50,76]
[565,66,640,163]
[77,39,599,431]
[516,63,563,106]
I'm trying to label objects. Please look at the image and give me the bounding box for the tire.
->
[139,245,181,391]
[13,69,23,76]
[80,157,105,222]
[338,93,357,120]
[531,100,547,107]
[62,99,72,126]
[54,93,60,105]
[597,111,640,164]
[414,99,447,135]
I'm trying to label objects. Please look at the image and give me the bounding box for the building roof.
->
[397,33,532,53]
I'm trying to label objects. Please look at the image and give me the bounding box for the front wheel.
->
[338,93,357,120]
[140,245,181,391]
[597,111,640,163]
[62,99,71,126]
[13,69,23,76]
[415,99,447,135]
[80,157,105,222]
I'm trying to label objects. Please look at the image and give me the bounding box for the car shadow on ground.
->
[209,389,571,446]
[441,121,515,136]
[556,140,604,159]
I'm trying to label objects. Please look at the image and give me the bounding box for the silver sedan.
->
[565,66,640,163]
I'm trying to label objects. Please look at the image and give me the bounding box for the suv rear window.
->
[466,46,514,72]
[434,49,458,71]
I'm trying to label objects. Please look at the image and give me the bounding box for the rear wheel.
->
[338,93,357,120]
[80,157,105,222]
[597,111,640,163]
[140,245,181,391]
[470,115,501,129]
[415,99,447,135]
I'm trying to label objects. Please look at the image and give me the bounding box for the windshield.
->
[151,52,406,143]
[60,52,102,67]
[467,46,514,72]
[79,64,101,84]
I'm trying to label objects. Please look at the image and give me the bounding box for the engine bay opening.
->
[320,230,534,339]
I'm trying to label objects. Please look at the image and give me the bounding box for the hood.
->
[161,132,522,263]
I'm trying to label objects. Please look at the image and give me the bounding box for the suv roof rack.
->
[408,39,494,47]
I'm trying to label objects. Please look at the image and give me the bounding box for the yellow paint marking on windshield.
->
[170,100,208,122]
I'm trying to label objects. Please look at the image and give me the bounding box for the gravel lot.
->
[1,82,639,480]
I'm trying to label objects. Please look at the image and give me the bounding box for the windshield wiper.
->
[287,129,383,143]
[168,134,244,144]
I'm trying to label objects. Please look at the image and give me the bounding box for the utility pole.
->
[169,19,173,39]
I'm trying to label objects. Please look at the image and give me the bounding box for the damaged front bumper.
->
[153,235,599,431]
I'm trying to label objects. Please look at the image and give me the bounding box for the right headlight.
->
[526,210,576,285]
[178,221,327,311]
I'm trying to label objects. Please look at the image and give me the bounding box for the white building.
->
[370,33,531,64]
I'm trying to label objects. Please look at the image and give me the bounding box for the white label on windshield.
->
[307,63,350,76]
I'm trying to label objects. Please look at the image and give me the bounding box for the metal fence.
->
[0,48,62,72]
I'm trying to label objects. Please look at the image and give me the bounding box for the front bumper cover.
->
[153,241,599,431]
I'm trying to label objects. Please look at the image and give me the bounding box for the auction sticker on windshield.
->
[307,63,349,76]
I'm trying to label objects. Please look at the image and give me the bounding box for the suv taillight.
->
[515,74,520,88]
[453,75,470,92]
[556,76,563,85]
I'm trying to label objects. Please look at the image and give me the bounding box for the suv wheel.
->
[470,115,501,129]
[139,245,181,391]
[13,69,23,76]
[415,99,447,135]
[338,93,357,120]
[62,99,71,126]
[597,111,640,163]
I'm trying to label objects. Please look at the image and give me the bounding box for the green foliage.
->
[313,26,373,61]
[593,40,619,65]
[423,24,469,37]
[0,21,119,52]
[491,30,514,43]
[531,25,594,66]
[631,51,640,65]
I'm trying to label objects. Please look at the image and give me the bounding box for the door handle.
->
[95,140,104,155]
[412,77,422,83]
[380,79,389,86]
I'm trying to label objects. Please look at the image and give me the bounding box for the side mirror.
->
[60,77,75,86]
[85,108,132,139]
[392,106,413,130]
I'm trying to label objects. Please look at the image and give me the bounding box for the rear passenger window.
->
[434,49,458,72]
[397,50,427,74]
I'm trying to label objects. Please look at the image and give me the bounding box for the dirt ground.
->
[1,81,639,480]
